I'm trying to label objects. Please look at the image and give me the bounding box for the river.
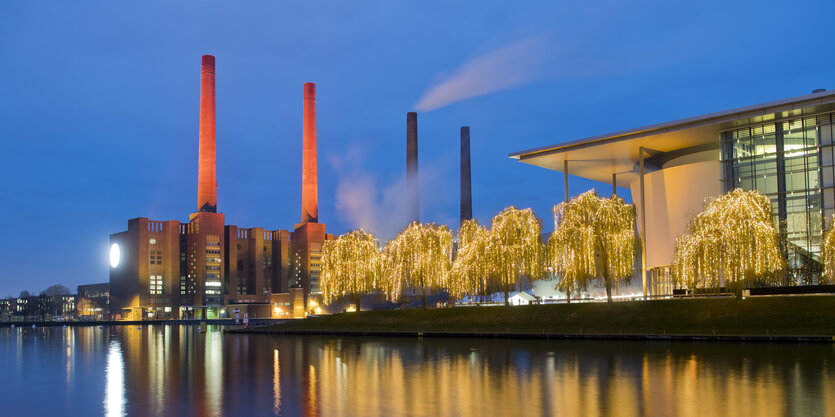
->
[0,325,832,416]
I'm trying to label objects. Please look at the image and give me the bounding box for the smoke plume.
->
[331,148,453,242]
[415,35,550,112]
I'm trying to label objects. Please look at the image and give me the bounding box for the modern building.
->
[77,283,109,320]
[109,55,331,320]
[511,89,835,295]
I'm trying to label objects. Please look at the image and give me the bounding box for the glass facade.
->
[721,112,835,284]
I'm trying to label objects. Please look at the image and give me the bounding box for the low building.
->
[77,283,110,320]
[511,89,835,293]
[509,291,537,306]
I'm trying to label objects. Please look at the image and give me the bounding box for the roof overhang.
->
[509,90,835,187]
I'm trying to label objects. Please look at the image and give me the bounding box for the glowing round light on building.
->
[110,243,121,268]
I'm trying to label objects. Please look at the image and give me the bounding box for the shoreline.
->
[230,296,835,343]
[0,318,288,327]
[231,327,835,343]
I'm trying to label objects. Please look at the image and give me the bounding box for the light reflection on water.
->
[0,325,832,416]
[104,340,125,417]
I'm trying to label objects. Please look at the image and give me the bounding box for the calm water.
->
[0,325,832,416]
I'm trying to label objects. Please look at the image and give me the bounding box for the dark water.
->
[0,325,833,416]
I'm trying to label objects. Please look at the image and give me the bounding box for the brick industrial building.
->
[109,55,331,320]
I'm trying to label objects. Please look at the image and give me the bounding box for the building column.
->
[564,158,570,304]
[639,147,648,300]
[612,173,617,196]
[564,159,569,202]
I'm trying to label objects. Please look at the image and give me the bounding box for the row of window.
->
[149,275,163,295]
[721,114,835,279]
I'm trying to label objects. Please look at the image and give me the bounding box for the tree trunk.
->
[504,278,510,306]
[605,274,613,303]
[355,294,361,312]
[421,276,427,309]
[566,286,571,304]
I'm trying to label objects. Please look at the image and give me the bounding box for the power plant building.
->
[109,56,332,320]
[511,89,835,295]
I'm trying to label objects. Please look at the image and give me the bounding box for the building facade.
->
[511,89,835,293]
[77,283,109,320]
[109,56,331,320]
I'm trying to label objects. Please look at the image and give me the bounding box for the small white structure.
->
[509,291,536,306]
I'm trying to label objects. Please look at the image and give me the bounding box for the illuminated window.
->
[149,275,163,295]
[721,113,835,284]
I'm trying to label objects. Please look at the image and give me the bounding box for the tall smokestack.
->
[407,112,419,223]
[460,126,472,224]
[301,82,318,223]
[197,55,217,213]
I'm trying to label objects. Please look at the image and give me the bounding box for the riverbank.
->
[0,318,288,327]
[233,296,835,342]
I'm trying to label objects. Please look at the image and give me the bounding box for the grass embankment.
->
[248,296,835,338]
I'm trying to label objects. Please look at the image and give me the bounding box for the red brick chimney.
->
[302,82,318,223]
[197,55,217,213]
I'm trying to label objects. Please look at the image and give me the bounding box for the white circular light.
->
[110,243,121,268]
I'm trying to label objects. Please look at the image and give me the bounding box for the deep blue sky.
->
[1,0,833,297]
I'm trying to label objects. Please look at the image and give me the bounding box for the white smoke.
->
[331,149,454,242]
[334,170,412,242]
[415,35,551,112]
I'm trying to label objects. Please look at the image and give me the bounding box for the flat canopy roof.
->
[510,89,835,187]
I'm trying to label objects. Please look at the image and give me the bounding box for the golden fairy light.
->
[548,191,636,303]
[484,206,544,305]
[823,215,835,283]
[382,222,453,308]
[449,219,491,300]
[672,188,784,294]
[320,230,381,310]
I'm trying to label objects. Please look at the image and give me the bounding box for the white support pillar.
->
[564,158,570,304]
[564,159,569,202]
[639,148,648,300]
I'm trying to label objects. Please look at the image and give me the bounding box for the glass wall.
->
[721,112,835,284]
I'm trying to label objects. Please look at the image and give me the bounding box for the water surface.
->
[0,325,832,416]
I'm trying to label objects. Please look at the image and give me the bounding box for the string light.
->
[320,230,381,309]
[382,222,453,307]
[484,207,544,304]
[672,188,784,293]
[819,215,835,283]
[449,219,490,299]
[548,191,636,302]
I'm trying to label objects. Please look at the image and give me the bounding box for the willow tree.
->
[320,230,381,311]
[450,219,491,300]
[486,207,544,305]
[672,188,784,294]
[548,191,636,303]
[823,215,835,284]
[383,222,453,308]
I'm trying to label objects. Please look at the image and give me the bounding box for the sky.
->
[1,0,834,297]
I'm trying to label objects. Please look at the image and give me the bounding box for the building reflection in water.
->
[280,337,833,417]
[104,339,125,417]
[273,349,281,414]
[118,331,835,416]
[3,326,830,416]
[204,327,224,416]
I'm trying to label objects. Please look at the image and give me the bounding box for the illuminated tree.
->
[548,191,637,303]
[672,188,784,294]
[823,215,835,284]
[450,219,491,300]
[383,222,453,308]
[320,230,381,311]
[486,207,544,306]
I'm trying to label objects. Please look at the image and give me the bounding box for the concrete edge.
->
[226,328,835,343]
